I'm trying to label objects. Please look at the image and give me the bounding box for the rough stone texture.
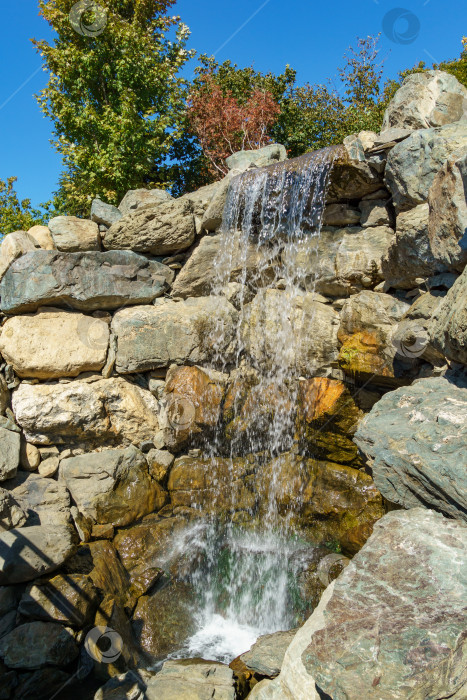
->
[87,540,130,605]
[113,516,188,575]
[355,376,467,520]
[0,488,27,531]
[242,290,340,375]
[20,442,41,471]
[27,225,55,250]
[385,122,467,211]
[12,377,160,447]
[0,427,19,481]
[18,573,98,626]
[0,376,8,416]
[132,582,196,659]
[0,308,110,379]
[328,143,383,200]
[0,525,76,584]
[0,231,38,281]
[201,176,232,232]
[323,203,360,227]
[0,621,78,669]
[382,203,438,288]
[240,630,297,677]
[359,200,390,227]
[337,291,411,385]
[94,672,146,700]
[225,144,287,172]
[382,70,467,131]
[112,297,238,373]
[48,216,100,252]
[0,250,174,314]
[59,446,167,527]
[430,267,467,364]
[118,188,173,216]
[146,659,236,700]
[146,449,174,483]
[428,152,467,273]
[282,226,393,297]
[14,668,71,700]
[103,198,195,255]
[302,509,467,700]
[8,472,71,526]
[171,234,220,298]
[249,582,336,700]
[91,198,123,228]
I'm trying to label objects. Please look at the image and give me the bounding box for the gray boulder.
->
[0,488,27,531]
[355,376,467,520]
[0,524,77,584]
[146,659,235,700]
[428,152,467,273]
[112,297,238,373]
[323,203,360,226]
[241,630,297,677]
[200,176,232,232]
[430,267,467,364]
[0,250,174,314]
[385,122,467,211]
[329,138,383,199]
[0,621,78,669]
[8,472,71,526]
[91,198,123,228]
[382,203,438,288]
[0,427,20,481]
[382,70,467,131]
[225,143,287,172]
[59,446,166,528]
[48,216,100,252]
[358,199,390,227]
[103,198,195,255]
[118,188,173,216]
[302,508,467,700]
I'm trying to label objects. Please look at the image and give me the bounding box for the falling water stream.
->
[173,148,341,663]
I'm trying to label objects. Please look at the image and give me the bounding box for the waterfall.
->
[174,148,339,663]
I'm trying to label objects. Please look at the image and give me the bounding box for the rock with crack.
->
[240,630,297,678]
[355,376,467,520]
[430,265,467,365]
[145,659,236,700]
[7,471,71,526]
[48,216,100,252]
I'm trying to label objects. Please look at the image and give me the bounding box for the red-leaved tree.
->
[187,75,281,177]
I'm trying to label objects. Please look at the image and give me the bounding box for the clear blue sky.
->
[1,0,465,208]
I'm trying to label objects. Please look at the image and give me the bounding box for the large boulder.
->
[0,621,78,669]
[428,152,467,272]
[430,266,467,364]
[302,509,467,700]
[242,289,340,375]
[146,659,236,700]
[225,143,287,172]
[0,308,110,379]
[171,234,220,298]
[102,198,195,255]
[18,573,98,626]
[118,188,173,216]
[27,225,55,250]
[8,472,71,526]
[112,297,238,373]
[0,425,20,481]
[0,524,76,584]
[328,143,383,200]
[240,630,297,678]
[0,231,38,281]
[382,203,438,288]
[48,216,100,252]
[91,199,122,228]
[59,446,167,528]
[12,377,160,447]
[0,250,174,314]
[385,122,467,211]
[282,226,393,297]
[337,291,411,385]
[382,70,467,131]
[355,376,467,520]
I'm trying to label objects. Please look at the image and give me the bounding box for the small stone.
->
[0,427,20,481]
[20,442,41,471]
[91,198,122,228]
[146,449,174,483]
[38,456,59,478]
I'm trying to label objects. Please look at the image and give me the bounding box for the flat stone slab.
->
[145,659,236,700]
[0,250,174,313]
[302,508,467,700]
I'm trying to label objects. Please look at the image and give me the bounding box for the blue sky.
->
[1,0,465,208]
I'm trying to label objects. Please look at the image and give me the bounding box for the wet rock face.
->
[0,250,174,313]
[302,509,467,700]
[355,376,467,521]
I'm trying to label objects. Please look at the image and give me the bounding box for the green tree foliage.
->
[33,0,194,215]
[0,178,51,238]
